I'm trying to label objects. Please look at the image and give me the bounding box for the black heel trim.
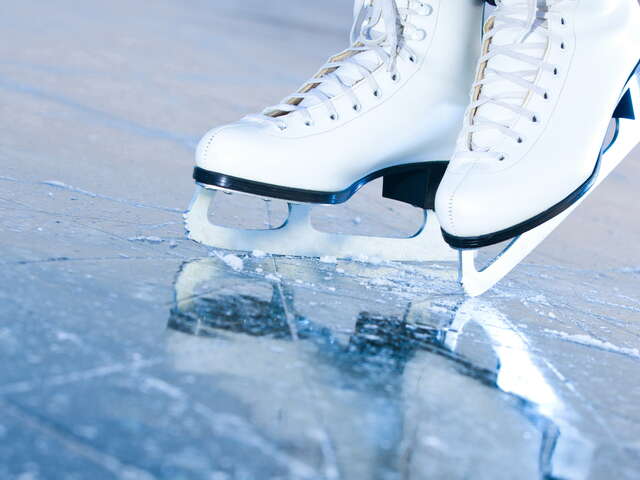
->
[613,89,635,120]
[382,162,448,210]
[194,162,448,206]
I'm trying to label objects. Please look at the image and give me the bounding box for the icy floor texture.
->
[1,1,640,479]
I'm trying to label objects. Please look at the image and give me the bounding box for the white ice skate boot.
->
[436,0,640,295]
[186,0,484,261]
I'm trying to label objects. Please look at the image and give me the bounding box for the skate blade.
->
[460,72,640,297]
[184,186,456,262]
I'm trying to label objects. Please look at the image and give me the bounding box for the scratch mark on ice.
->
[41,180,183,213]
[0,75,198,150]
[544,329,640,360]
[0,358,161,395]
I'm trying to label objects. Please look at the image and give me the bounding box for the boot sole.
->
[193,161,448,210]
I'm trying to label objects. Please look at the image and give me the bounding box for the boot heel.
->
[382,161,448,210]
[613,89,635,120]
[612,59,640,120]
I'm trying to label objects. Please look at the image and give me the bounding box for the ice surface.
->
[1,0,640,479]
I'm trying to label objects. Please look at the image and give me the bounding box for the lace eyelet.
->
[412,29,427,41]
[553,67,558,76]
[304,121,313,127]
[373,89,381,98]
[390,73,399,82]
[560,42,566,50]
[517,137,524,144]
[415,2,433,16]
[543,92,549,100]
[409,55,416,63]
[353,104,361,112]
[532,115,539,123]
[560,17,567,26]
[498,155,506,162]
[329,114,338,121]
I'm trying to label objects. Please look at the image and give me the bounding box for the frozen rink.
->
[1,1,640,479]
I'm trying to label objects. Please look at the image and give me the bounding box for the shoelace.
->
[244,0,424,130]
[463,0,569,160]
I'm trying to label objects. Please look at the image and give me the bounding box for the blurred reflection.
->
[167,258,591,480]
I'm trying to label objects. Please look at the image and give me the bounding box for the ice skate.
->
[185,0,484,261]
[436,0,640,296]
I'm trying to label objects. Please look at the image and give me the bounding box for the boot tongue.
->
[296,0,407,109]
[470,1,548,150]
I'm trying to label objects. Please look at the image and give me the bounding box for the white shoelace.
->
[245,0,424,130]
[463,0,568,160]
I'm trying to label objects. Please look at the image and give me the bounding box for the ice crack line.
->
[269,257,341,480]
[138,374,319,479]
[41,180,184,213]
[2,255,176,266]
[0,175,184,214]
[0,75,198,150]
[2,399,157,480]
[0,358,162,395]
[543,329,640,360]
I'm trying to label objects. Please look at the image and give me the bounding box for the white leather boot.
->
[186,0,484,260]
[436,0,640,295]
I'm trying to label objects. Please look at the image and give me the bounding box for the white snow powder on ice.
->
[215,253,244,272]
[319,256,337,264]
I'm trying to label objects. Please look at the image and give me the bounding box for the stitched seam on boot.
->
[447,163,476,234]
[202,133,217,158]
[201,124,238,158]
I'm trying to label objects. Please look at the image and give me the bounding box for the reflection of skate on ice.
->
[170,258,412,479]
[436,0,640,296]
[185,0,484,261]
[168,258,591,478]
[402,298,592,479]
